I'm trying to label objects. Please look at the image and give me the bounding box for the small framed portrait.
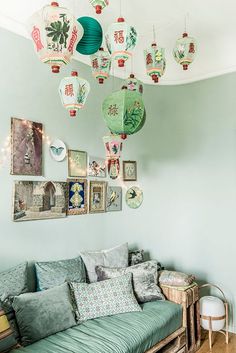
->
[68,150,87,177]
[88,156,106,178]
[67,179,88,215]
[89,181,107,213]
[123,161,137,181]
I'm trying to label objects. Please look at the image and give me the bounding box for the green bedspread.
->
[13,301,182,353]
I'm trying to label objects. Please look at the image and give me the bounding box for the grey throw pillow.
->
[35,256,86,291]
[70,273,141,323]
[80,243,128,282]
[0,263,28,342]
[96,260,165,303]
[13,283,76,346]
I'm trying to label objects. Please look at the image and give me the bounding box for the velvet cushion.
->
[70,273,141,323]
[35,257,86,291]
[80,243,128,283]
[0,263,28,342]
[96,260,165,303]
[12,283,76,346]
[159,270,195,287]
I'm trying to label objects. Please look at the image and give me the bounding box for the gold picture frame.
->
[123,161,137,181]
[67,178,88,215]
[68,150,87,177]
[89,181,107,213]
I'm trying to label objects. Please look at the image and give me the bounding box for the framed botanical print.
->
[68,150,87,177]
[11,117,42,176]
[67,179,88,215]
[89,181,107,213]
[123,161,137,181]
[107,186,122,212]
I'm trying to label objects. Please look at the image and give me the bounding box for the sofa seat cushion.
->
[11,301,182,353]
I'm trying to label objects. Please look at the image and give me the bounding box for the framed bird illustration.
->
[126,186,143,209]
[49,139,67,162]
[106,186,122,212]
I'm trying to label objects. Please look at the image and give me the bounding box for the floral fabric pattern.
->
[70,273,141,323]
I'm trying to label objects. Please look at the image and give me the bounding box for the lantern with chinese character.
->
[173,32,197,70]
[28,2,83,73]
[103,134,123,179]
[58,71,90,117]
[89,0,109,14]
[90,48,111,84]
[102,86,145,140]
[144,43,166,83]
[105,17,137,68]
[125,74,143,94]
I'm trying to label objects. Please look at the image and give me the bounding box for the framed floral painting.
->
[123,161,137,181]
[89,181,107,213]
[67,179,87,215]
[68,150,87,177]
[106,186,122,212]
[88,156,106,177]
[11,117,42,175]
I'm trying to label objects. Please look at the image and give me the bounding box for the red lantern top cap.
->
[130,74,135,78]
[151,42,157,47]
[117,17,125,22]
[71,71,78,76]
[122,85,127,90]
[183,32,188,38]
[99,47,104,51]
[51,2,59,7]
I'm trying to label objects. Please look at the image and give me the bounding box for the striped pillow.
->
[0,307,17,352]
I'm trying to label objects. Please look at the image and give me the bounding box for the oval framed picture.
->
[126,186,143,209]
[49,139,67,162]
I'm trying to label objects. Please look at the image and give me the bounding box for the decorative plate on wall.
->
[125,186,143,209]
[49,139,67,162]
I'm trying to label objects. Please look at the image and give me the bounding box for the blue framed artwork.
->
[67,179,88,215]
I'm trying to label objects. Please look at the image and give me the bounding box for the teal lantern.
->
[76,17,103,55]
[102,86,145,139]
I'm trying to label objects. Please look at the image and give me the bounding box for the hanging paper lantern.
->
[173,33,197,70]
[58,71,90,117]
[28,2,83,73]
[105,17,137,68]
[102,86,145,140]
[89,0,109,14]
[103,134,123,179]
[125,74,143,94]
[144,43,166,83]
[90,47,111,84]
[76,17,103,55]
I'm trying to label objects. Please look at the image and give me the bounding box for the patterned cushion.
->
[96,260,165,303]
[128,249,144,266]
[70,273,141,322]
[13,283,76,346]
[0,263,28,343]
[80,243,128,283]
[159,270,195,287]
[0,307,17,353]
[35,257,86,291]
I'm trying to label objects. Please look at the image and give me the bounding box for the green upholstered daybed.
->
[12,301,183,353]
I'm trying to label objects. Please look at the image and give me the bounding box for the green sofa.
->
[12,301,182,353]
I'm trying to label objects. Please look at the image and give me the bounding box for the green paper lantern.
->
[76,17,103,55]
[102,87,146,138]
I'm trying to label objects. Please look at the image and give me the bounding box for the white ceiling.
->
[1,0,236,85]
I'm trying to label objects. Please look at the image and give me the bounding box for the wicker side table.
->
[160,283,201,353]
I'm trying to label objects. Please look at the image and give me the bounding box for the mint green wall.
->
[0,28,235,331]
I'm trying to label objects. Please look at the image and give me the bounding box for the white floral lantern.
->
[103,134,123,179]
[28,2,83,73]
[89,0,109,14]
[90,47,111,84]
[144,43,166,83]
[173,32,197,70]
[105,17,137,68]
[58,71,90,117]
[125,74,143,94]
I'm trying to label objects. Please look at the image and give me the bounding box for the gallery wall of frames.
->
[11,117,143,222]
